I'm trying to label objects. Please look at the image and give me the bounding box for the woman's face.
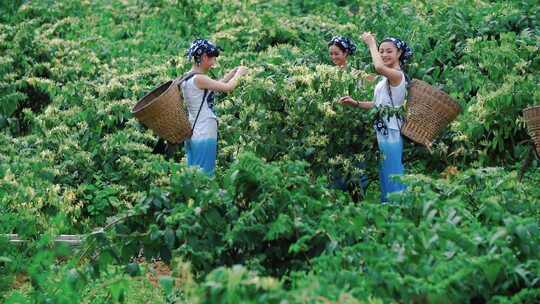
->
[200,54,217,69]
[379,42,402,68]
[329,44,347,67]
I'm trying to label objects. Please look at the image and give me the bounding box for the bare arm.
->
[356,101,374,109]
[338,96,374,109]
[195,67,248,93]
[362,32,403,87]
[220,67,238,82]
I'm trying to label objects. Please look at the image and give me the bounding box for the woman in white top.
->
[339,33,413,202]
[182,39,248,175]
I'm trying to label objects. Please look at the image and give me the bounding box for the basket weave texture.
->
[401,79,461,147]
[132,80,191,144]
[523,105,540,155]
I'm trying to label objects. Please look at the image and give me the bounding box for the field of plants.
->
[1,0,539,303]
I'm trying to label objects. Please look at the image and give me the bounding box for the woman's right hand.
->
[236,66,249,77]
[338,96,357,106]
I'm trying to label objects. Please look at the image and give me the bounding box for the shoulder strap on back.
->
[175,72,209,133]
[176,71,202,86]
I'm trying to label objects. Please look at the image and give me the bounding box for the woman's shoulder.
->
[189,73,212,89]
[388,70,406,89]
[181,72,198,83]
[193,73,218,85]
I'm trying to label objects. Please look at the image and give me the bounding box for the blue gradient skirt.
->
[376,129,406,202]
[185,138,217,176]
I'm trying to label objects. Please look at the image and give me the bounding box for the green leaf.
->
[0,256,12,263]
[481,259,502,287]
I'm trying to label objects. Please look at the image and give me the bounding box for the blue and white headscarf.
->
[381,37,413,65]
[328,36,357,55]
[186,39,221,64]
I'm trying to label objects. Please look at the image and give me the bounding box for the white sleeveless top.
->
[373,71,406,130]
[181,75,217,139]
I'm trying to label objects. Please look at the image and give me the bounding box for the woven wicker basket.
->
[132,80,191,144]
[523,105,540,155]
[401,79,461,148]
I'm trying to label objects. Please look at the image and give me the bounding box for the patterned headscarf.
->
[186,39,221,64]
[381,37,413,65]
[328,36,357,55]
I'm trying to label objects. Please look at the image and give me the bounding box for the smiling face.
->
[329,44,348,67]
[379,41,402,68]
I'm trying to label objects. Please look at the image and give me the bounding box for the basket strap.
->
[192,89,209,132]
[386,77,404,130]
[176,71,200,84]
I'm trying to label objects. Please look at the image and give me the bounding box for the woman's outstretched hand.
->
[236,66,249,77]
[338,96,357,106]
[338,97,374,109]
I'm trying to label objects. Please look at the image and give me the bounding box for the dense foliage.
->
[1,0,539,303]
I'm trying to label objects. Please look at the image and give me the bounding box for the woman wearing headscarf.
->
[181,38,249,175]
[327,36,370,200]
[339,32,413,202]
[328,36,357,69]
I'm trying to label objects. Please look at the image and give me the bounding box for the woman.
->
[327,36,369,200]
[181,38,248,175]
[339,32,412,202]
[328,36,356,69]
